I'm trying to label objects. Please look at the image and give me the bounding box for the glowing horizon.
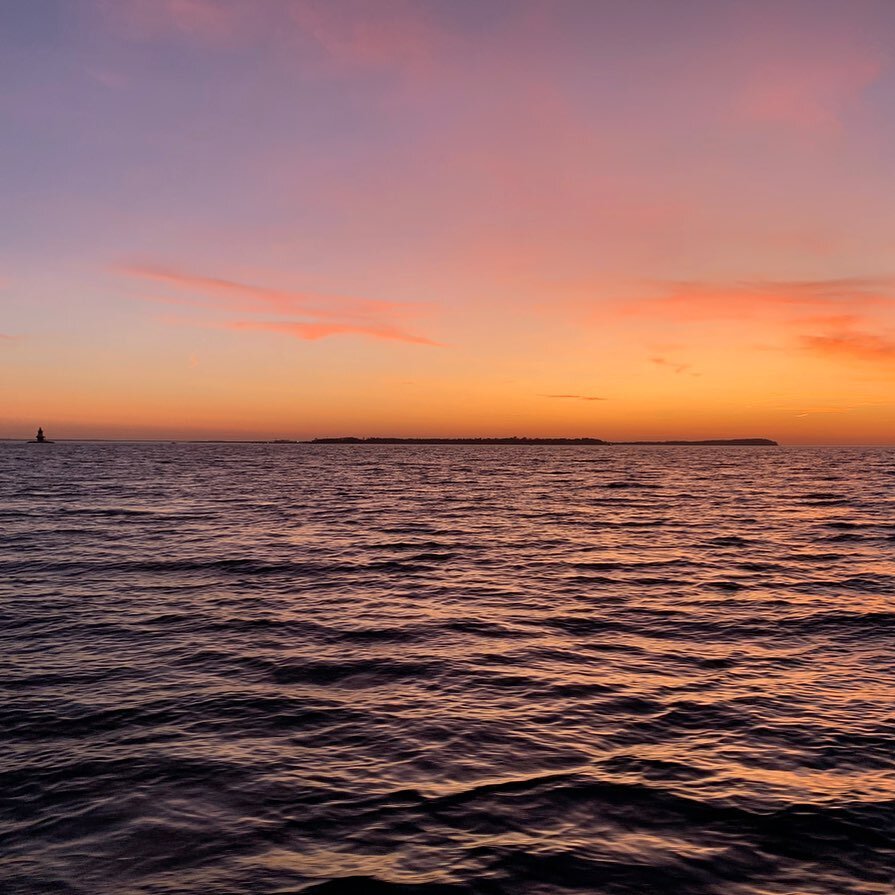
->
[3,0,895,444]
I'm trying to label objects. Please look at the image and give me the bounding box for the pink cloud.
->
[288,0,437,74]
[604,277,895,373]
[102,0,440,73]
[717,3,887,136]
[800,331,895,363]
[120,263,411,320]
[228,320,440,346]
[119,263,438,346]
[735,54,882,133]
[619,278,895,323]
[643,278,895,371]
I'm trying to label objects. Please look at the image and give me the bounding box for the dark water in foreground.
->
[2,443,894,894]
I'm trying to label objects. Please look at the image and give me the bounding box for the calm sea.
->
[2,443,894,894]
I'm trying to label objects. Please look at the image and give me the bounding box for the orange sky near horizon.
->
[2,1,895,443]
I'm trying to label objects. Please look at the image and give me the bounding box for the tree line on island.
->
[292,437,778,446]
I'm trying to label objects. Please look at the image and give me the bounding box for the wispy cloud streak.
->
[541,393,606,402]
[228,320,439,346]
[650,356,693,375]
[120,263,438,346]
[800,331,895,363]
[621,277,895,322]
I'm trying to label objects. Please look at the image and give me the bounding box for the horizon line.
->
[7,434,895,446]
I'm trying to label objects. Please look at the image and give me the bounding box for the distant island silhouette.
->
[309,437,778,446]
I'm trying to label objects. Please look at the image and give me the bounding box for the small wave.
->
[780,609,895,634]
[707,535,752,546]
[60,506,161,517]
[268,658,437,687]
[299,878,469,894]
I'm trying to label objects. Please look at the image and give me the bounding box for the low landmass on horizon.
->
[307,437,779,446]
[7,434,780,445]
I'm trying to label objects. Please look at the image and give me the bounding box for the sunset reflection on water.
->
[2,443,894,894]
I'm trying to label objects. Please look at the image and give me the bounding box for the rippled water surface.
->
[2,443,894,894]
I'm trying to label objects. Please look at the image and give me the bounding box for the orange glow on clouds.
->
[226,320,439,346]
[123,264,439,345]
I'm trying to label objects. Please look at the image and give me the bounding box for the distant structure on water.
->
[28,427,53,444]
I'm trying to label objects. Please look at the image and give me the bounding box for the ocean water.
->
[2,442,894,895]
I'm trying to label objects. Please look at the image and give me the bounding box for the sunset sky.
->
[2,0,895,442]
